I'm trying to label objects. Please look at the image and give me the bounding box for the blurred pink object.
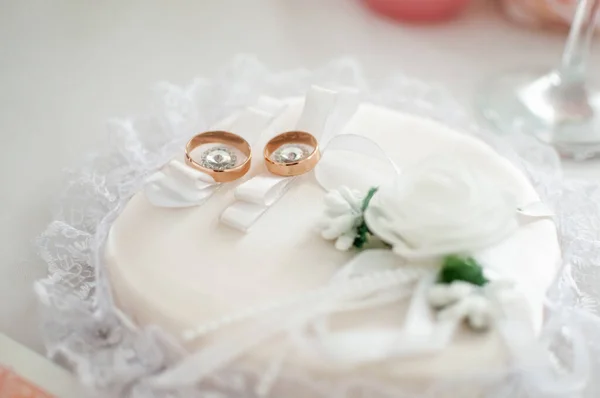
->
[363,0,472,22]
[501,0,600,30]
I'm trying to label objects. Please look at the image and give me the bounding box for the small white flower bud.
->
[334,234,355,251]
[447,281,475,299]
[467,311,491,331]
[428,285,453,308]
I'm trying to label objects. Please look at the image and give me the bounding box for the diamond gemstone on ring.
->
[200,147,237,171]
[272,143,311,164]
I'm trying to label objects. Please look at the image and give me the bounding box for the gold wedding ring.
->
[185,131,251,182]
[263,131,320,177]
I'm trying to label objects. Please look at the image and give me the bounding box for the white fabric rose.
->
[364,157,518,259]
[319,186,364,251]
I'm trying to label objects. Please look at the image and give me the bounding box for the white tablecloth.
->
[0,0,598,353]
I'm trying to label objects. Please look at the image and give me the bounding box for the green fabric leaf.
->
[438,255,488,286]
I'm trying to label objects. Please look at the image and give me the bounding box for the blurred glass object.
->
[363,0,471,22]
[502,0,600,30]
[478,0,600,160]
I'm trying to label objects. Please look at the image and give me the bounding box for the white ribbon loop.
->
[315,134,400,193]
[233,175,295,206]
[144,160,217,208]
[143,97,285,208]
[220,176,297,231]
[220,86,360,232]
[218,201,268,232]
[295,86,338,135]
[316,88,360,147]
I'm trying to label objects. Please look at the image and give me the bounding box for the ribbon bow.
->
[143,96,286,208]
[220,86,366,231]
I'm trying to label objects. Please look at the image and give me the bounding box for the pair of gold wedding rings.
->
[184,130,320,182]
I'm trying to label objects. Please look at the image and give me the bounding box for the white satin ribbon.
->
[143,96,286,208]
[220,86,360,232]
[315,133,401,192]
[289,272,458,366]
[150,213,570,391]
[150,250,425,388]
